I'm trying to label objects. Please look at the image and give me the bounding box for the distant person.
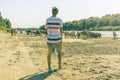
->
[45,7,63,71]
[113,31,117,39]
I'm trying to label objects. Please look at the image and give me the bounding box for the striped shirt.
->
[45,16,63,43]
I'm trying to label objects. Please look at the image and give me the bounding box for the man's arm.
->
[60,20,63,39]
[60,27,63,39]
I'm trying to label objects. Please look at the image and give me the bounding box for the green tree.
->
[4,19,11,28]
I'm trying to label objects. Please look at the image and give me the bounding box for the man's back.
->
[46,16,63,43]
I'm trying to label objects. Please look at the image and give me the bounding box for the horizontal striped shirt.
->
[45,16,63,43]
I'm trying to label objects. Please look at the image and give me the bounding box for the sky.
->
[0,0,120,28]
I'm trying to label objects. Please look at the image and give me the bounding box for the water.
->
[64,31,120,38]
[92,31,120,38]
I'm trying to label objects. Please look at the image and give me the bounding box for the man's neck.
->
[52,14,56,17]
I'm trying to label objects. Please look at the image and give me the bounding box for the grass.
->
[62,38,120,56]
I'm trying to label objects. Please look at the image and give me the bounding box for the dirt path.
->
[0,33,44,80]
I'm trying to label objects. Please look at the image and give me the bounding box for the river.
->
[91,31,120,38]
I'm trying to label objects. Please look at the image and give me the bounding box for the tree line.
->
[1,13,120,31]
[40,13,120,31]
[0,13,11,31]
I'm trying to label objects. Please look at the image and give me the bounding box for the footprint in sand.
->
[8,59,17,66]
[9,60,12,62]
[13,51,22,62]
[0,56,4,57]
[28,52,33,56]
[8,64,12,66]
[115,60,120,63]
[92,58,101,64]
[104,75,112,80]
[100,65,111,69]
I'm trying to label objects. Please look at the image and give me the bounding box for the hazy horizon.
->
[1,0,120,28]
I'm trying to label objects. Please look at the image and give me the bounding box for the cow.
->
[11,28,17,36]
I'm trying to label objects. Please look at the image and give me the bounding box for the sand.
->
[0,32,120,80]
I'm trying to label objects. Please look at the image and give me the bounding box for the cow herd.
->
[63,31,101,39]
[9,29,47,37]
[9,28,102,39]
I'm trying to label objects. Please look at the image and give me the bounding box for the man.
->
[45,7,63,71]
